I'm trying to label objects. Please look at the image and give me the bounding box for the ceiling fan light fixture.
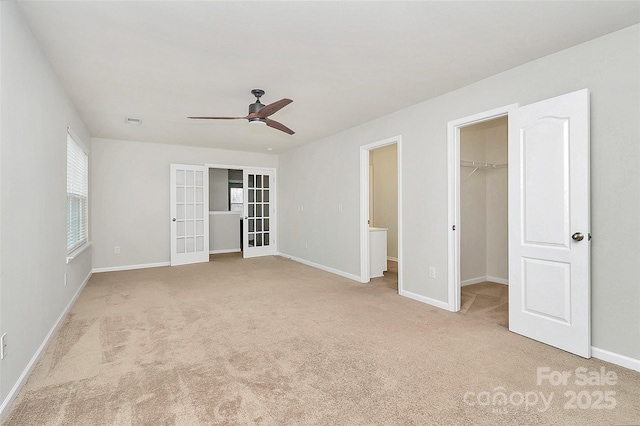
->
[248,117,266,125]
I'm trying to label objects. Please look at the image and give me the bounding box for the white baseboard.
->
[0,270,92,420]
[92,262,170,273]
[592,346,640,372]
[487,276,509,285]
[387,257,398,262]
[399,289,450,311]
[209,249,241,254]
[461,276,486,286]
[277,253,361,282]
[461,276,509,286]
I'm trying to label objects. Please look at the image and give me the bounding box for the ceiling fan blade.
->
[266,118,295,135]
[256,98,293,118]
[188,116,247,120]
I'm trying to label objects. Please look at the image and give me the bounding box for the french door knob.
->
[172,218,176,222]
[572,232,584,241]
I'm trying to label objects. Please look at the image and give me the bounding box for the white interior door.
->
[243,169,276,258]
[508,89,591,358]
[170,164,209,266]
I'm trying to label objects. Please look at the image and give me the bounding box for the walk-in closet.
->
[459,117,509,317]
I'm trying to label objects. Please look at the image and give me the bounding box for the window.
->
[67,129,88,254]
[230,187,243,212]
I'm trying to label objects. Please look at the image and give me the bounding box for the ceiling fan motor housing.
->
[249,101,265,115]
[248,101,266,124]
[248,89,266,123]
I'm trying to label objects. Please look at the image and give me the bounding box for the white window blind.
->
[67,130,88,254]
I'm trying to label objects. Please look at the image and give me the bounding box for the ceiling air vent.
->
[125,117,142,125]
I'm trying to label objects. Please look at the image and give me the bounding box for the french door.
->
[170,164,209,266]
[243,169,276,258]
[508,89,591,358]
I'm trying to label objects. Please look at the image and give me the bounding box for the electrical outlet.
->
[429,266,436,279]
[1,333,7,359]
[114,246,120,254]
[338,203,343,212]
[305,242,308,249]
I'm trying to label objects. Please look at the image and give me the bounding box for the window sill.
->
[67,241,91,264]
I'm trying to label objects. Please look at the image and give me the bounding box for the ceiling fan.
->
[188,89,295,135]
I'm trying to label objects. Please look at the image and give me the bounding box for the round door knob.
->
[572,232,584,241]
[172,218,177,222]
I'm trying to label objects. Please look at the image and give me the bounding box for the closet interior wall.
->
[460,117,509,285]
[370,144,398,260]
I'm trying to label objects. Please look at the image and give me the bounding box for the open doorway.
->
[208,168,243,257]
[360,136,403,294]
[369,144,399,290]
[447,91,591,358]
[447,104,517,313]
[206,164,277,261]
[458,117,509,326]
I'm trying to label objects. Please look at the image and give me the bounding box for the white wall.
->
[0,1,92,409]
[279,137,361,275]
[209,168,228,211]
[0,3,4,398]
[209,212,241,253]
[91,138,277,270]
[278,25,640,361]
[484,121,508,281]
[371,144,398,259]
[460,118,508,283]
[460,126,487,282]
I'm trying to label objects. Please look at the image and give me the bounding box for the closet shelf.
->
[460,160,508,169]
[461,160,508,183]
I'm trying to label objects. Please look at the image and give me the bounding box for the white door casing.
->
[170,164,210,266]
[243,169,276,258]
[369,164,374,225]
[447,104,518,312]
[508,89,591,358]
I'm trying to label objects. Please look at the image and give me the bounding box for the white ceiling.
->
[17,1,640,153]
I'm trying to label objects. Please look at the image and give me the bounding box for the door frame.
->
[359,135,403,294]
[205,163,278,256]
[446,104,518,312]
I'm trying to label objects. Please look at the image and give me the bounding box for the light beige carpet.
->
[3,255,640,425]
[460,282,509,327]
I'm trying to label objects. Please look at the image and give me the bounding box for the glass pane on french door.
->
[170,164,209,266]
[247,173,269,248]
[243,169,275,258]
